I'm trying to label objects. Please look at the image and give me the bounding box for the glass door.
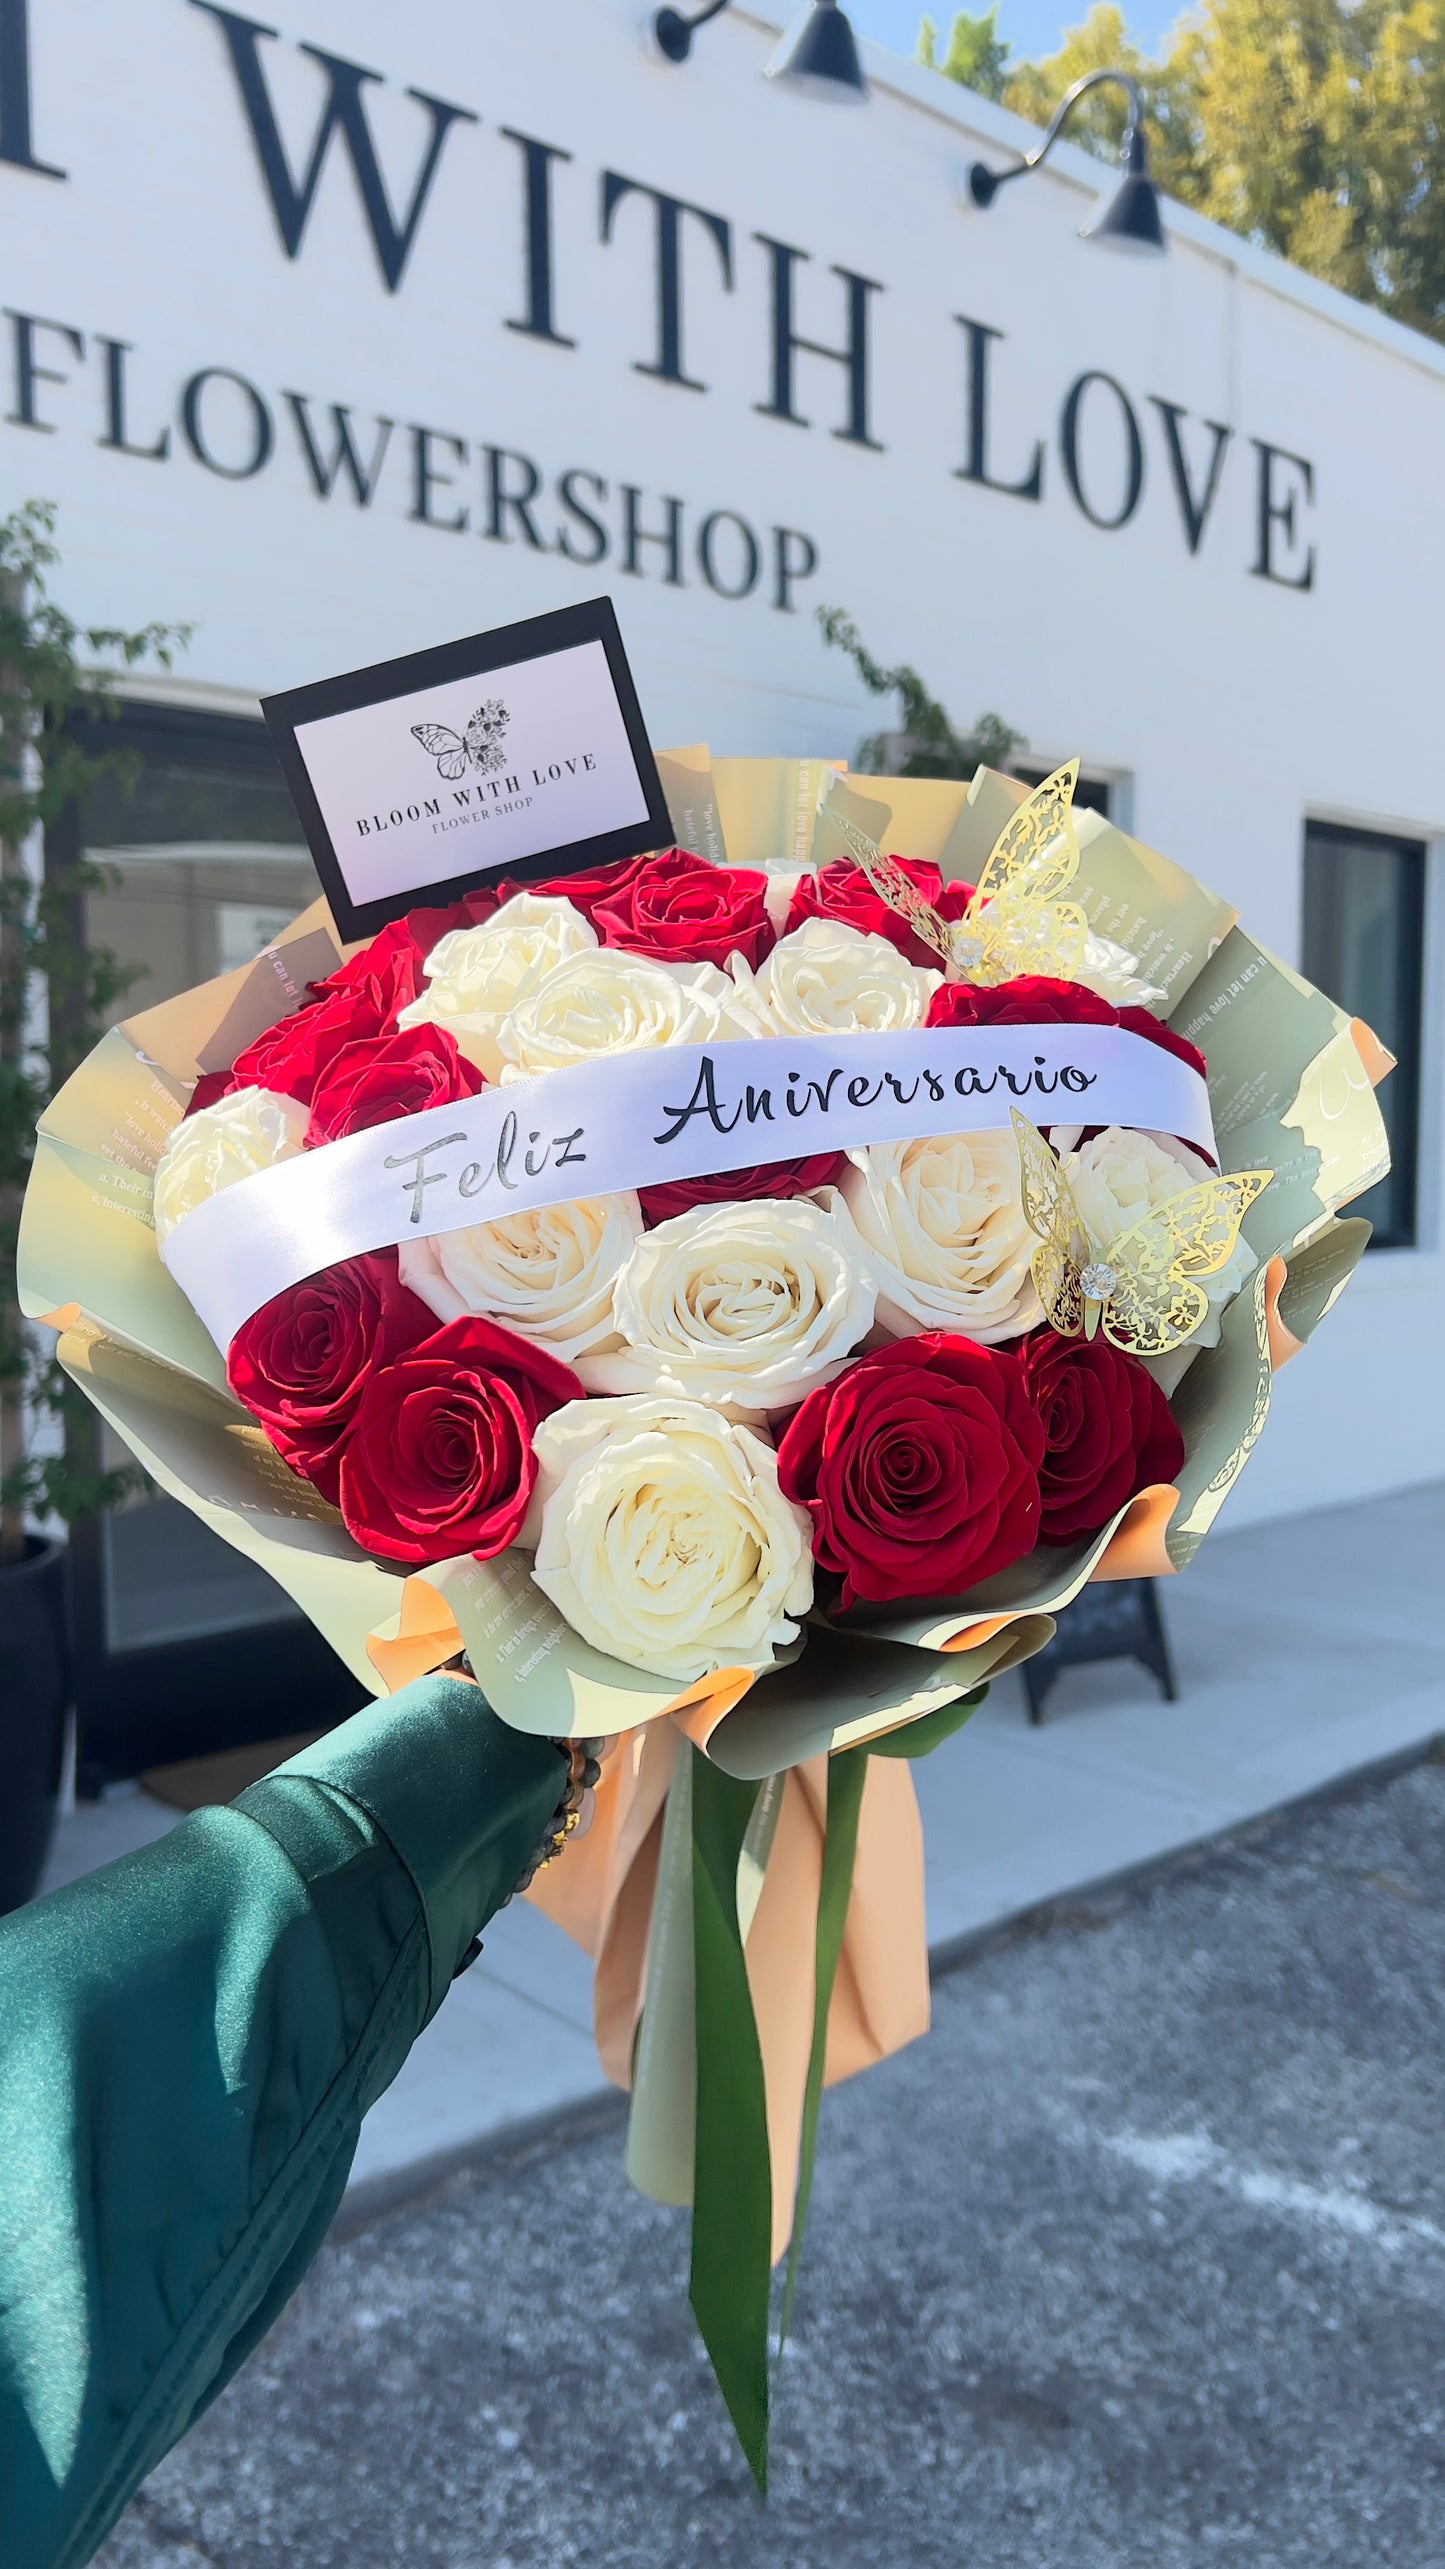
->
[1302,819,1426,1252]
[51,701,365,1786]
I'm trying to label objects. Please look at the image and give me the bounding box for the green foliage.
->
[922,0,1445,344]
[918,8,1011,99]
[1002,5,1191,172]
[816,605,1024,782]
[1165,0,1445,337]
[0,500,189,1546]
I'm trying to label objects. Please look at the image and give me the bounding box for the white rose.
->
[579,1196,876,1416]
[729,916,940,1037]
[1062,1126,1256,1349]
[397,892,596,1078]
[397,1191,643,1363]
[530,1394,813,1681]
[495,947,746,1076]
[833,1128,1042,1342]
[152,1086,308,1245]
[1072,931,1168,1012]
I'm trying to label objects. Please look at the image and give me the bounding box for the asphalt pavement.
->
[99,1750,1445,2569]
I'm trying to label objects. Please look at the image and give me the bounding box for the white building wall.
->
[6,0,1444,1523]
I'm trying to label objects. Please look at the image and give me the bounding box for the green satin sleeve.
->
[0,1675,561,2569]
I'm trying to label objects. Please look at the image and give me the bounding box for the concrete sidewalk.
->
[43,1481,1445,2211]
[96,1742,1445,2569]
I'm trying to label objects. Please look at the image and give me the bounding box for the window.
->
[74,700,318,1024]
[867,740,1112,815]
[1302,819,1426,1250]
[1013,764,1111,818]
[50,700,362,1782]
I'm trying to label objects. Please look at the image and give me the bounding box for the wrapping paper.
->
[18,744,1389,1842]
[18,752,1390,2456]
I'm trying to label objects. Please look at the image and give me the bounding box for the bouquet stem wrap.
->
[527,1715,930,2482]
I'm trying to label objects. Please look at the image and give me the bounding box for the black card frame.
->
[260,596,672,942]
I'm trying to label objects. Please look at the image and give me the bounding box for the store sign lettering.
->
[0,0,1318,591]
[187,3,476,293]
[0,0,63,179]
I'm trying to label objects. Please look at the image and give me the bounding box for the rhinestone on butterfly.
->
[1010,1110,1273,1357]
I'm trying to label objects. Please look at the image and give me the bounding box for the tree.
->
[998,4,1200,191]
[0,501,189,1559]
[917,8,1011,100]
[921,0,1445,344]
[1164,0,1445,337]
[816,606,1024,781]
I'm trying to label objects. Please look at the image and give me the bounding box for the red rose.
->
[217,972,402,1112]
[590,846,775,971]
[314,889,504,996]
[638,1150,846,1227]
[777,1333,1043,1610]
[786,858,974,971]
[1116,1003,1206,1078]
[191,940,415,1118]
[338,1315,582,1565]
[186,1069,234,1117]
[305,1024,484,1147]
[503,853,648,923]
[926,974,1117,1032]
[226,1251,433,1505]
[307,919,427,1018]
[926,974,1206,1079]
[191,890,508,1121]
[1016,1327,1184,1544]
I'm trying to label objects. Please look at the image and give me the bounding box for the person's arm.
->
[0,1674,564,2569]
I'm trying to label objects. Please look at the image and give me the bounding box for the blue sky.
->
[847,0,1181,69]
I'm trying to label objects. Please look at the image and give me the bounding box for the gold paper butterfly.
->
[824,812,959,970]
[829,762,1088,985]
[951,759,1087,985]
[1010,1110,1274,1357]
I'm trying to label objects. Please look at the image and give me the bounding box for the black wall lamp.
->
[966,69,1166,253]
[653,0,869,101]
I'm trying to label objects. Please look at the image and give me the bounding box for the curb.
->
[335,2086,626,2240]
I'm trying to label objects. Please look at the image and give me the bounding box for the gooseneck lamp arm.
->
[654,0,870,100]
[968,68,1145,205]
[653,0,732,63]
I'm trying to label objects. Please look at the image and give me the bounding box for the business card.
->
[261,598,672,940]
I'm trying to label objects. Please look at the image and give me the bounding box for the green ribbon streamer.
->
[779,1742,869,2349]
[688,1691,988,2487]
[781,1692,987,2342]
[689,1747,773,2491]
[869,1686,986,1761]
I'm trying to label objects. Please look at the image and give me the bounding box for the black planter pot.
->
[0,1537,70,1916]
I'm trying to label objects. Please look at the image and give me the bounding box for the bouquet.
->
[20,741,1391,2481]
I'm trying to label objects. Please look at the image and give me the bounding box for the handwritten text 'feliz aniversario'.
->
[381,1047,1100,1227]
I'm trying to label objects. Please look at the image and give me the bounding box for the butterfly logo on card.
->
[410,699,511,783]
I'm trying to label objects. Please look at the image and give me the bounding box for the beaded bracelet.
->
[507,1735,606,1898]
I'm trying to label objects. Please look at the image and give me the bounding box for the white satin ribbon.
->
[160,1024,1214,1350]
